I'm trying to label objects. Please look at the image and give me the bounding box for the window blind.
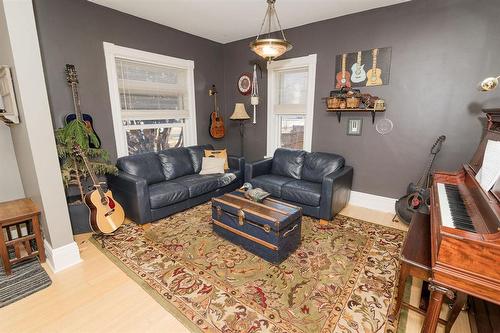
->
[273,68,308,115]
[116,58,190,119]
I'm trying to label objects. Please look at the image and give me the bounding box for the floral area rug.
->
[93,203,406,333]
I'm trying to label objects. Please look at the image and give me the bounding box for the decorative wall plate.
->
[376,117,393,135]
[237,73,252,95]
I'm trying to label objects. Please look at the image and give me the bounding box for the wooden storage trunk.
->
[211,191,302,264]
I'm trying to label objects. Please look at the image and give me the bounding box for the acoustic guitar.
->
[209,84,225,139]
[350,51,366,83]
[335,53,351,88]
[366,48,383,86]
[73,145,124,234]
[64,64,101,148]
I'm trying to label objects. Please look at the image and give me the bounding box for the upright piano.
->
[423,109,500,333]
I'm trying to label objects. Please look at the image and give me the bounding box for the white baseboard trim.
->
[349,190,397,214]
[44,239,82,273]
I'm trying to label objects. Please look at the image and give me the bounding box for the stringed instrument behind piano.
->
[423,108,500,333]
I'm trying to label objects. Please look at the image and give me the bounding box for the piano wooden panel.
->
[423,109,500,333]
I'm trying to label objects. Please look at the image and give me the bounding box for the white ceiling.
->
[89,0,411,44]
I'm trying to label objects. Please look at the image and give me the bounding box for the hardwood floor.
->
[0,204,471,333]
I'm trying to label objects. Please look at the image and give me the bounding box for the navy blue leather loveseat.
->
[108,144,244,224]
[245,148,353,221]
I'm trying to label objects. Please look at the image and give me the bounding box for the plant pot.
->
[67,200,92,234]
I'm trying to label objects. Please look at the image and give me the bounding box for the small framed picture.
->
[347,118,363,136]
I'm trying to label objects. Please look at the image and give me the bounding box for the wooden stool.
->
[0,198,45,275]
[388,212,466,333]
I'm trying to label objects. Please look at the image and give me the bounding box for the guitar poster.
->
[334,47,391,88]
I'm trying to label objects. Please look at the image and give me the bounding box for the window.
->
[267,54,316,156]
[103,43,197,157]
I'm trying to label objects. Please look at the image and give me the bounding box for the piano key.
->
[437,183,476,232]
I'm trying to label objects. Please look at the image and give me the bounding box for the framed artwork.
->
[347,118,363,136]
[335,47,392,88]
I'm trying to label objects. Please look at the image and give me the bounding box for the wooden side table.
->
[0,198,45,275]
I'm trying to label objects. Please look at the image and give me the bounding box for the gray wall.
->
[33,0,225,161]
[0,4,24,203]
[33,0,500,199]
[222,0,500,198]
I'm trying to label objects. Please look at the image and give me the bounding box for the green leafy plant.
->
[55,120,117,203]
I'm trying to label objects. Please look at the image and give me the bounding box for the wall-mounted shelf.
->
[326,108,386,124]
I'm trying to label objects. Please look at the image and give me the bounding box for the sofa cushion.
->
[187,144,214,173]
[172,174,220,198]
[148,181,189,209]
[249,174,294,197]
[116,152,165,185]
[158,147,194,180]
[282,180,322,207]
[271,148,307,180]
[302,152,345,183]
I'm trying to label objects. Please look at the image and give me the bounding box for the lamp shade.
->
[250,38,292,62]
[230,103,250,120]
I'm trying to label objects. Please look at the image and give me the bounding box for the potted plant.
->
[55,120,117,234]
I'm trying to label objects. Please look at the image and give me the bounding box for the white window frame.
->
[266,54,317,157]
[103,42,197,157]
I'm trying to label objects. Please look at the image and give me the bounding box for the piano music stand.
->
[389,212,467,332]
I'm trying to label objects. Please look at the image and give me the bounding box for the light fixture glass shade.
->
[230,103,250,120]
[249,38,292,62]
[250,0,292,61]
[478,76,499,92]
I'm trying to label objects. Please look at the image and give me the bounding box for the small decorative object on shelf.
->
[325,87,386,124]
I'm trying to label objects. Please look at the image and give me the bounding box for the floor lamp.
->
[230,103,250,157]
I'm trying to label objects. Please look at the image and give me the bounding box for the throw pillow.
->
[200,157,225,175]
[205,149,228,170]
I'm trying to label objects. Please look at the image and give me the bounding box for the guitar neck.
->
[341,54,346,74]
[80,151,105,197]
[372,49,378,69]
[213,93,218,114]
[70,82,83,121]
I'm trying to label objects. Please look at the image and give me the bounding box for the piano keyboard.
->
[437,183,476,232]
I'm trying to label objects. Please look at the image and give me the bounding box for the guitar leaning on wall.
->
[335,53,351,88]
[350,51,366,83]
[64,64,101,148]
[395,135,446,224]
[366,48,383,86]
[208,84,225,139]
[73,145,125,234]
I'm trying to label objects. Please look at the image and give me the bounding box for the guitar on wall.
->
[64,64,101,148]
[366,48,383,86]
[335,53,351,88]
[395,135,446,224]
[208,84,225,139]
[350,51,366,83]
[73,145,125,234]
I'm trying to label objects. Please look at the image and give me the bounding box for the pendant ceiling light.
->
[249,0,292,62]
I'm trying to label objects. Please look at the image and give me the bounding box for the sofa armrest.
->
[320,166,353,220]
[228,155,245,179]
[108,171,152,224]
[245,158,273,182]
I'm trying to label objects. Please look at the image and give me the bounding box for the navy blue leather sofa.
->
[245,148,353,221]
[108,144,244,224]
